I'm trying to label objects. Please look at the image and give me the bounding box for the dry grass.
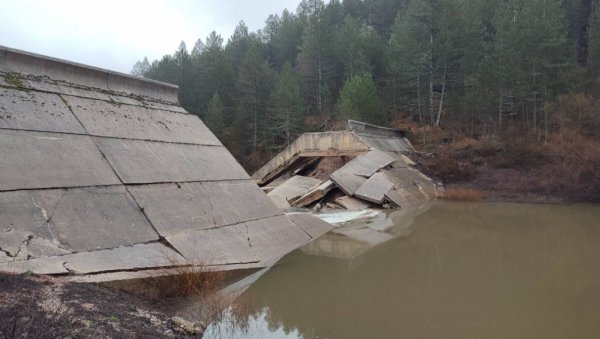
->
[441,188,484,201]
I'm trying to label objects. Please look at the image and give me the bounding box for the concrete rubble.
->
[0,46,331,281]
[253,120,439,211]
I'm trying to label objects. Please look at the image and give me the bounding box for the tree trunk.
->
[429,31,434,127]
[435,62,447,127]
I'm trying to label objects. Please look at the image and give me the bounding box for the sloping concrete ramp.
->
[0,46,330,279]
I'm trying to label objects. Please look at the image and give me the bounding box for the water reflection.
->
[203,201,600,339]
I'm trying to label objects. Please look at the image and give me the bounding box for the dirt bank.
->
[0,273,202,338]
[403,124,600,203]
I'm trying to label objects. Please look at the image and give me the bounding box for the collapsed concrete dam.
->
[0,46,331,280]
[253,120,439,211]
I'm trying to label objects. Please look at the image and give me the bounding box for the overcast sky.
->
[0,0,300,74]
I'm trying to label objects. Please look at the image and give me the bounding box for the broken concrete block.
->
[287,213,332,238]
[267,176,322,209]
[354,172,395,204]
[335,196,371,211]
[293,180,335,207]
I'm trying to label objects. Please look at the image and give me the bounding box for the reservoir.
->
[201,201,600,339]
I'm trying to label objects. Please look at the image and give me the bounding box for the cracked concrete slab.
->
[166,223,257,265]
[95,138,249,184]
[64,96,220,145]
[0,47,332,279]
[0,130,121,191]
[62,243,184,274]
[247,215,312,263]
[128,181,281,237]
[49,186,159,252]
[0,87,85,134]
[287,213,332,239]
[0,256,69,275]
[354,172,395,204]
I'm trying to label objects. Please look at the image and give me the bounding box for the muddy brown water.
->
[199,201,600,339]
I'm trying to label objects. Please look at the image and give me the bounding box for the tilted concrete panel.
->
[287,213,332,239]
[247,215,311,263]
[0,88,85,134]
[64,96,220,145]
[0,130,121,191]
[128,181,281,237]
[166,223,257,265]
[0,242,185,275]
[49,186,159,252]
[0,47,332,279]
[95,138,249,184]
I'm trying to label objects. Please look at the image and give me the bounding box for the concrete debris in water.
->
[253,120,439,211]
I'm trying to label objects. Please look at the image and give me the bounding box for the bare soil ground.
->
[0,273,199,338]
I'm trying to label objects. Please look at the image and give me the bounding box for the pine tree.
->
[205,92,225,139]
[337,74,384,124]
[267,63,306,151]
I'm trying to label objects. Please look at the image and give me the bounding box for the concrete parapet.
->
[0,45,178,103]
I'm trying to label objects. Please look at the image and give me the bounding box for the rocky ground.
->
[0,273,204,338]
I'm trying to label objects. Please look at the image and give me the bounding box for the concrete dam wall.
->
[0,46,331,280]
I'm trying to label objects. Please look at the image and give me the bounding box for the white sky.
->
[0,0,300,73]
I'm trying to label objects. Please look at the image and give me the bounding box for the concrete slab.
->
[94,138,249,184]
[0,88,85,134]
[247,215,311,263]
[0,256,69,275]
[382,166,437,199]
[64,96,220,145]
[335,196,371,210]
[128,181,281,237]
[267,176,322,209]
[358,135,413,153]
[342,149,395,177]
[355,172,395,204]
[16,78,113,101]
[385,187,419,208]
[50,186,159,252]
[330,170,367,196]
[0,242,184,275]
[287,213,332,239]
[293,180,335,207]
[107,95,188,114]
[166,223,256,265]
[0,130,121,191]
[62,243,185,274]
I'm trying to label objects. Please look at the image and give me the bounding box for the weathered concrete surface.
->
[128,181,281,236]
[0,130,120,191]
[0,47,332,279]
[0,186,159,258]
[354,173,395,204]
[95,138,249,184]
[254,120,438,211]
[49,186,159,252]
[335,196,371,211]
[0,88,86,134]
[252,131,369,185]
[0,46,179,103]
[65,95,219,145]
[0,243,185,275]
[287,213,332,239]
[267,175,322,209]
